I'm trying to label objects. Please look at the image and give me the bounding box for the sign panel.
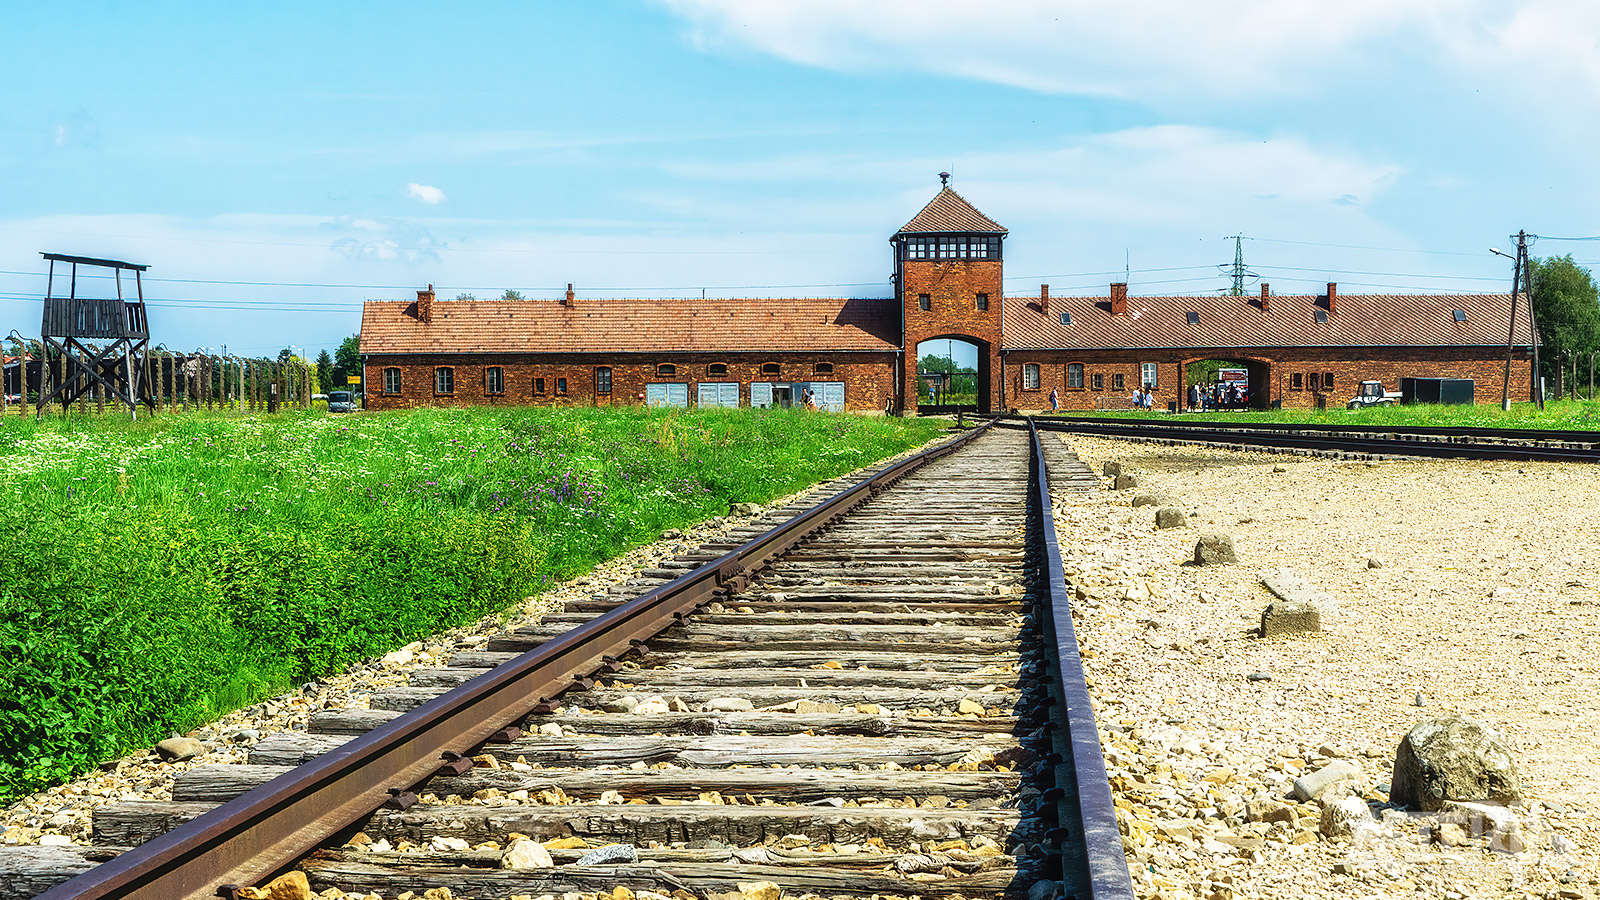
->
[346,376,361,384]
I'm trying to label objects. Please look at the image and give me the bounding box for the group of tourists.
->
[1130,384,1156,409]
[1188,380,1249,411]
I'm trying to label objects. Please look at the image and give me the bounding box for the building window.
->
[485,366,504,395]
[434,367,454,395]
[383,367,401,395]
[1140,362,1158,390]
[761,362,781,376]
[1113,373,1125,391]
[557,377,568,395]
[1314,309,1328,323]
[976,293,988,311]
[535,377,546,394]
[918,294,930,311]
[707,363,728,376]
[595,367,612,393]
[656,363,676,377]
[1453,309,1467,322]
[1292,372,1303,390]
[1186,311,1200,325]
[1023,363,1040,391]
[1091,373,1104,391]
[814,362,834,376]
[1323,372,1334,391]
[1059,311,1073,326]
[1067,363,1084,388]
[1309,372,1321,392]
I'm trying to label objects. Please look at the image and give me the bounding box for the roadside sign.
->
[346,375,360,384]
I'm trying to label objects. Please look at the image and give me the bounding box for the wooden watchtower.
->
[38,253,154,418]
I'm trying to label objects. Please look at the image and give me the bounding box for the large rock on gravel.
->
[501,838,553,869]
[154,737,204,761]
[236,872,312,900]
[1258,570,1324,636]
[1192,533,1237,565]
[1293,760,1363,801]
[1319,794,1374,840]
[1390,717,1522,812]
[1131,491,1170,508]
[1112,473,1139,490]
[1102,461,1122,477]
[1154,507,1187,529]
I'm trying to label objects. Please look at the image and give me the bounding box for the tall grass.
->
[0,406,945,802]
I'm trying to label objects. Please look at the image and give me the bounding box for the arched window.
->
[813,362,834,376]
[434,367,454,395]
[707,363,728,376]
[383,367,402,395]
[761,362,781,376]
[656,363,676,376]
[485,366,504,394]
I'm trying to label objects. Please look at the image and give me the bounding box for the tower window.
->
[976,293,988,311]
[900,235,1001,260]
[918,294,930,311]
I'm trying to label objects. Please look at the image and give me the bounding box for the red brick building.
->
[360,179,1535,413]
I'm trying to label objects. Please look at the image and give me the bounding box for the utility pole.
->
[1521,231,1543,410]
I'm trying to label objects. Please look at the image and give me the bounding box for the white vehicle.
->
[1347,380,1400,409]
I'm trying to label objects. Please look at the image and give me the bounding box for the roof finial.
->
[939,171,950,186]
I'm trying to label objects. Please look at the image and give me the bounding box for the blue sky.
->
[5,1,1598,365]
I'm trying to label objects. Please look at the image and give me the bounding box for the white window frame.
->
[383,367,401,395]
[1140,362,1158,390]
[1067,363,1084,389]
[434,366,454,395]
[1022,363,1040,391]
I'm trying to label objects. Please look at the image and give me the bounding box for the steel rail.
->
[1026,419,1136,900]
[34,424,991,900]
[984,414,1599,463]
[1040,414,1600,446]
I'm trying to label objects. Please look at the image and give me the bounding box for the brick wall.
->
[1003,347,1533,411]
[899,258,1003,412]
[363,352,896,413]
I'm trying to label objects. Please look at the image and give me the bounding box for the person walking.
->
[1049,387,1059,413]
[1188,381,1201,412]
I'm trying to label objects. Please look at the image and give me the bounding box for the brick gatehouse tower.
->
[892,173,1007,414]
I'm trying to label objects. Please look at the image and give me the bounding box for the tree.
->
[277,347,294,364]
[454,292,477,301]
[1529,255,1600,385]
[332,335,361,388]
[917,352,973,374]
[501,289,524,302]
[316,350,333,396]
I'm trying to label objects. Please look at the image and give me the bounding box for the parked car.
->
[327,390,356,413]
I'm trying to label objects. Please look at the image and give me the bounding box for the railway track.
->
[10,423,1131,900]
[981,414,1600,463]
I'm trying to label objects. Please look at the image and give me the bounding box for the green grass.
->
[0,406,946,802]
[1041,398,1600,431]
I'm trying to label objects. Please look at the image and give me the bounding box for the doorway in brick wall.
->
[1182,357,1272,411]
[915,337,985,414]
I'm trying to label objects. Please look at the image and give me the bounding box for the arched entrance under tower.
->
[1182,357,1273,410]
[914,336,992,414]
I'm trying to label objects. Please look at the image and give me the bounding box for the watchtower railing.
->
[42,298,149,340]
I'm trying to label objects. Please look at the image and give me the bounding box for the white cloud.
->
[406,182,446,205]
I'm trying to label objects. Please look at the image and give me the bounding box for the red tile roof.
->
[897,187,1007,234]
[360,296,900,355]
[1002,291,1534,350]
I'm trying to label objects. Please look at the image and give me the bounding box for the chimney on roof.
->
[416,284,434,324]
[1260,283,1271,312]
[1110,282,1128,316]
[939,171,950,186]
[564,283,575,307]
[1040,284,1050,316]
[1326,282,1338,315]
